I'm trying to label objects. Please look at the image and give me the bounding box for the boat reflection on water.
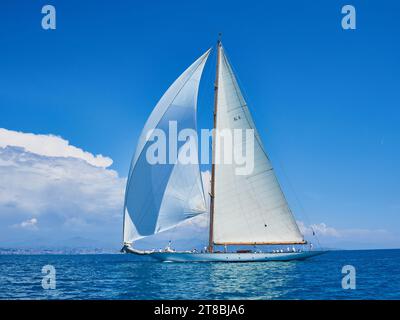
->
[207,262,297,299]
[123,257,300,299]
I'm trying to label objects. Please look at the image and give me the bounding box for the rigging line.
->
[272,154,322,248]
[167,222,179,250]
[227,104,249,113]
[249,173,297,240]
[259,161,302,238]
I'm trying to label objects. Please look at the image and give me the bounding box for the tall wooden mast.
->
[208,36,222,253]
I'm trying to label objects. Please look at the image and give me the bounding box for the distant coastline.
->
[1,247,399,255]
[0,247,120,255]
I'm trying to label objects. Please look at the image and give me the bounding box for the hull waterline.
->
[128,250,326,262]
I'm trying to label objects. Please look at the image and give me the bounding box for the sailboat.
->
[121,39,325,262]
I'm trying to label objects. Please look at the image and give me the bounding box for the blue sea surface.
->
[0,249,399,299]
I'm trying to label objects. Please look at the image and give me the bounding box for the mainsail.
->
[212,44,305,245]
[123,49,210,244]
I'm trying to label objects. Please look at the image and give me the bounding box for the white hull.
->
[139,250,326,262]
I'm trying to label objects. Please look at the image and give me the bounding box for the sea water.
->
[0,249,399,299]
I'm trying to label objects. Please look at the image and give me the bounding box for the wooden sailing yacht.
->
[122,39,325,262]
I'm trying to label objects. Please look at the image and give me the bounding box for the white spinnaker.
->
[213,46,305,244]
[123,50,210,244]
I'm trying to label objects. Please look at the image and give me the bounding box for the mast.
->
[208,35,221,253]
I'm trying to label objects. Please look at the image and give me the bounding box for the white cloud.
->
[297,221,340,237]
[0,128,112,168]
[0,146,124,216]
[16,218,38,230]
[297,221,396,249]
[0,144,125,247]
[0,132,211,249]
[298,221,391,239]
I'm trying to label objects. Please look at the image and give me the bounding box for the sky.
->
[0,0,399,250]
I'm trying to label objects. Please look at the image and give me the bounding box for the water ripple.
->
[0,250,399,299]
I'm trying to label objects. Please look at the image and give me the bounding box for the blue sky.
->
[0,0,399,249]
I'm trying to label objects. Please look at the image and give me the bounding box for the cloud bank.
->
[0,128,210,249]
[297,221,396,249]
[0,128,397,250]
[0,128,124,248]
[0,128,112,168]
